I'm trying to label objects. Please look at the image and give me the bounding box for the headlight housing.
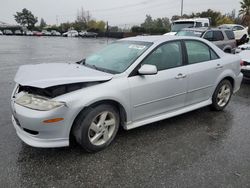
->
[15,92,65,111]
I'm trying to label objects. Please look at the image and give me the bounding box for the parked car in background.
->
[62,30,78,37]
[79,31,98,38]
[177,28,236,53]
[0,30,3,35]
[218,24,249,45]
[3,29,13,35]
[164,18,210,35]
[14,30,22,35]
[24,30,33,36]
[33,31,43,36]
[235,42,250,53]
[238,50,250,79]
[42,30,51,36]
[51,30,61,36]
[11,36,242,152]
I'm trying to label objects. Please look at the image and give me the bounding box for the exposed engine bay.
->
[18,82,103,98]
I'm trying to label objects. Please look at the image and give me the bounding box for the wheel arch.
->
[214,75,235,95]
[223,47,232,53]
[69,99,128,143]
[223,76,234,89]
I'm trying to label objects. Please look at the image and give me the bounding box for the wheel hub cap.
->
[88,111,116,146]
[217,84,231,107]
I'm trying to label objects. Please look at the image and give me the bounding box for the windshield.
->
[176,30,203,37]
[171,22,195,32]
[85,41,152,74]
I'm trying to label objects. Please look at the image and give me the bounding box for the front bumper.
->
[12,115,69,148]
[11,101,70,148]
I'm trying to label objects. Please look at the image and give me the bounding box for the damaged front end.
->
[18,82,103,98]
[12,81,105,111]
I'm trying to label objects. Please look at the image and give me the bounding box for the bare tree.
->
[76,7,92,26]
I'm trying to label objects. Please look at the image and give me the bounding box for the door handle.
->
[175,73,187,79]
[216,64,223,69]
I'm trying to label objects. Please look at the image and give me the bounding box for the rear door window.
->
[185,40,219,64]
[213,31,224,41]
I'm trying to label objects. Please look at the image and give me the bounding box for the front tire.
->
[73,104,120,152]
[211,80,233,111]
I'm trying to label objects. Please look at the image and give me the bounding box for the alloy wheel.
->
[88,111,116,146]
[216,84,231,107]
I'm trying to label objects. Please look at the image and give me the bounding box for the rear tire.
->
[73,104,120,152]
[211,80,233,111]
[224,49,231,54]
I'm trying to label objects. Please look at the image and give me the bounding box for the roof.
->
[181,27,208,32]
[120,35,200,43]
[219,24,243,28]
[174,18,210,23]
[220,24,239,26]
[181,27,233,32]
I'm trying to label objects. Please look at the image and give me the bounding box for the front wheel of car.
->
[73,104,120,152]
[211,80,233,111]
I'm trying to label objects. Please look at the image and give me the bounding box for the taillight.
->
[240,60,247,66]
[240,60,245,66]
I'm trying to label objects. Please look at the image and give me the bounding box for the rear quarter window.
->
[224,30,235,40]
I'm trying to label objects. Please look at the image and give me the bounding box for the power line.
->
[57,0,168,17]
[90,0,153,12]
[97,0,178,19]
[55,0,182,25]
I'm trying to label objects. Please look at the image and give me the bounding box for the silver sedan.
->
[11,36,243,152]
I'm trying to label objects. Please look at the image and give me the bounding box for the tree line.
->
[132,7,249,34]
[14,8,106,33]
[14,0,250,34]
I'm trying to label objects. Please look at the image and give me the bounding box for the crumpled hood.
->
[14,63,113,88]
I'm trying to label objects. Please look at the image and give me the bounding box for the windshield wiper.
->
[77,59,118,74]
[76,59,101,71]
[76,59,85,65]
[84,63,118,74]
[84,63,99,70]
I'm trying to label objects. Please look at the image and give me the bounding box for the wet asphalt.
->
[0,36,250,188]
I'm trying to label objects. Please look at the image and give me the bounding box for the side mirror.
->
[138,64,158,75]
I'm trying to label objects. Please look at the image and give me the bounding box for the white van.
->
[164,18,210,35]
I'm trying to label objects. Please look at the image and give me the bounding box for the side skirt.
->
[124,99,212,130]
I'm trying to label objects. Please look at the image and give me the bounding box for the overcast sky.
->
[0,0,241,27]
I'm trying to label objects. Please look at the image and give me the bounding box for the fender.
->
[213,69,236,94]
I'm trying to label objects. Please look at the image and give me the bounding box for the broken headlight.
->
[15,92,65,111]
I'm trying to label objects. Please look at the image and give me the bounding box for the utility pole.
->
[56,15,59,26]
[106,21,109,43]
[181,0,183,17]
